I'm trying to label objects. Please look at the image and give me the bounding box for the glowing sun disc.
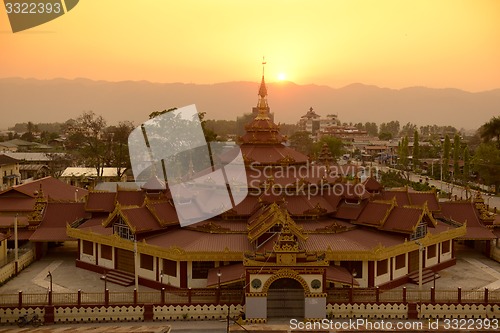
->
[278,73,286,81]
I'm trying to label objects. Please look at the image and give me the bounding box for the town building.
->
[0,176,87,259]
[0,154,21,190]
[65,71,478,322]
[60,167,127,189]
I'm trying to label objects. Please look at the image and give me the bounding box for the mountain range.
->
[1,77,499,130]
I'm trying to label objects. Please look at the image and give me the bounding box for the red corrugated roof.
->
[440,202,496,240]
[380,190,411,206]
[116,190,145,206]
[326,265,359,286]
[356,202,392,227]
[0,197,36,212]
[0,215,28,227]
[30,202,86,241]
[147,201,178,226]
[86,192,116,212]
[146,229,252,252]
[303,229,404,252]
[206,263,245,287]
[382,206,422,233]
[408,191,440,211]
[5,177,88,201]
[121,206,161,233]
[334,200,367,220]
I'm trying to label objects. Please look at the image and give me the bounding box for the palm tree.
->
[480,116,500,149]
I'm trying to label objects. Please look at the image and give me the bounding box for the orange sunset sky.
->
[1,0,500,91]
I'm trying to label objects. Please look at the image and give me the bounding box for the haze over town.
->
[1,0,500,130]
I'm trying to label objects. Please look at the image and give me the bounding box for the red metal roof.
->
[116,190,145,206]
[382,206,423,234]
[408,191,440,211]
[78,217,111,235]
[5,176,88,201]
[147,201,178,226]
[326,265,359,286]
[206,263,245,287]
[146,229,252,252]
[440,202,496,240]
[356,202,392,227]
[303,228,404,252]
[0,197,36,212]
[121,206,162,233]
[362,177,383,192]
[380,190,411,206]
[86,192,116,212]
[334,200,367,220]
[0,215,28,227]
[30,202,86,241]
[239,145,309,165]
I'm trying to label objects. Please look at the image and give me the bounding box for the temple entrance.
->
[267,278,304,318]
[116,248,135,273]
[409,250,419,273]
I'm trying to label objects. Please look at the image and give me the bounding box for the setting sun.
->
[277,73,286,81]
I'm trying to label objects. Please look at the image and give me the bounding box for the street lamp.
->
[415,241,423,291]
[486,194,493,210]
[160,270,163,285]
[217,269,222,304]
[351,268,357,289]
[102,274,107,292]
[47,271,53,292]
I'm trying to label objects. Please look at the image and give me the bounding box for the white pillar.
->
[134,239,139,291]
[418,245,423,291]
[14,214,18,262]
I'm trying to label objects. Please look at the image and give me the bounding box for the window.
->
[427,245,437,259]
[395,254,406,270]
[140,254,154,270]
[113,218,134,241]
[410,221,427,240]
[163,259,177,277]
[442,240,451,254]
[101,244,112,260]
[377,259,388,276]
[192,261,215,279]
[82,240,93,255]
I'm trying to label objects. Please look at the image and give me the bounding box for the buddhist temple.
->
[66,69,475,322]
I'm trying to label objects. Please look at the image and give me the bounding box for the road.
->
[369,164,499,212]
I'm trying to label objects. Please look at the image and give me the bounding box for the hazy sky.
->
[1,0,499,91]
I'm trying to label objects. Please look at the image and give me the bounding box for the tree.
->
[106,121,135,178]
[442,135,451,181]
[365,122,378,137]
[480,116,500,149]
[400,122,417,137]
[412,130,420,171]
[289,131,313,156]
[378,132,392,140]
[472,142,500,194]
[452,134,461,180]
[379,121,400,138]
[65,111,108,179]
[463,146,470,182]
[397,136,410,183]
[312,136,344,160]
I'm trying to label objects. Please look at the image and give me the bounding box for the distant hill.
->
[1,77,499,130]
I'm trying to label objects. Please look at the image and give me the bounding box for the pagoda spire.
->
[256,57,270,119]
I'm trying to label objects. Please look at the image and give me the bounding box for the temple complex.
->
[61,69,495,322]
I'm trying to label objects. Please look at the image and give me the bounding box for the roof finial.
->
[262,56,266,76]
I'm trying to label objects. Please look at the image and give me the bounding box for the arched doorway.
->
[267,278,304,318]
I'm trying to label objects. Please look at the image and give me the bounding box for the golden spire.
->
[256,57,270,119]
